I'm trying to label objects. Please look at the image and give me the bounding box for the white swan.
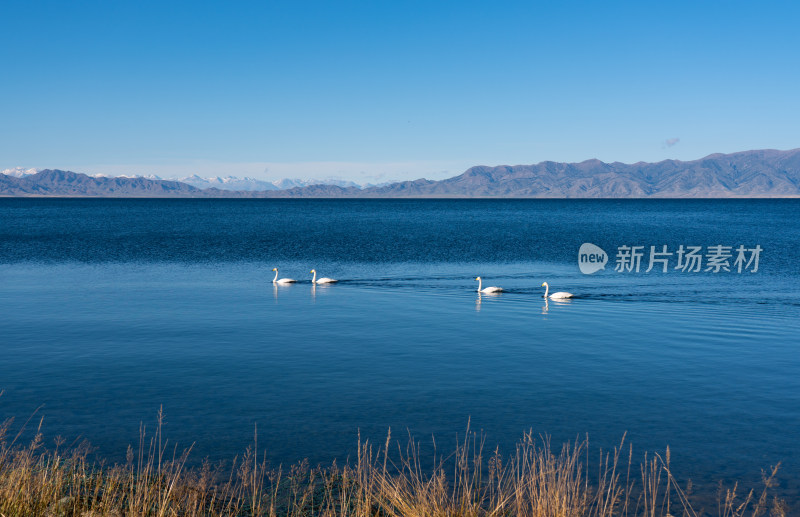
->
[542,282,573,299]
[310,269,338,284]
[272,268,296,284]
[475,277,503,293]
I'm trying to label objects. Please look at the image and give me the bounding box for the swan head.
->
[475,277,481,281]
[541,282,548,287]
[272,268,277,272]
[310,269,316,273]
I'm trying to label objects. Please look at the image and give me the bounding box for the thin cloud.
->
[663,137,680,148]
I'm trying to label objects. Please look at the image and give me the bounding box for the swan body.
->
[542,282,573,299]
[272,268,296,284]
[311,269,338,284]
[475,277,503,293]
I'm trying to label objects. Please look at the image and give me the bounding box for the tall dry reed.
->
[0,410,785,517]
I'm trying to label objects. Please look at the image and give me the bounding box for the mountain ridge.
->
[2,148,800,198]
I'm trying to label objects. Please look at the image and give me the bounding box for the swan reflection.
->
[273,281,296,302]
[545,298,573,313]
[541,296,573,314]
[475,290,502,311]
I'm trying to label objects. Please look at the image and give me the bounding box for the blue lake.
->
[1,199,799,505]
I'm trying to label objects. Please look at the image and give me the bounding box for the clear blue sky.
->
[2,0,799,182]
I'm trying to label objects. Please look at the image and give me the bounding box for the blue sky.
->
[2,0,799,182]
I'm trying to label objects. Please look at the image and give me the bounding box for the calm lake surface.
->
[1,199,799,505]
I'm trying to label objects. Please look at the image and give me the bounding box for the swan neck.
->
[544,284,549,298]
[477,278,482,292]
[312,271,316,283]
[273,269,278,283]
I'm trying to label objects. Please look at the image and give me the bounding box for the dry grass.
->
[0,410,785,517]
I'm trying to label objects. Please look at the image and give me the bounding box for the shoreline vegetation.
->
[0,410,786,517]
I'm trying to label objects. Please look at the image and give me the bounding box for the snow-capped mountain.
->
[271,178,365,190]
[175,175,279,191]
[90,173,163,180]
[177,175,367,191]
[1,167,39,177]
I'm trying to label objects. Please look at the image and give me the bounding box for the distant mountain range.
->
[3,148,800,198]
[0,169,204,197]
[0,169,372,193]
[175,175,366,191]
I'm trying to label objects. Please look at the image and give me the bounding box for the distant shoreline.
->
[3,148,800,198]
[2,194,800,199]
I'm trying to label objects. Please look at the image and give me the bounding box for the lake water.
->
[1,199,799,506]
